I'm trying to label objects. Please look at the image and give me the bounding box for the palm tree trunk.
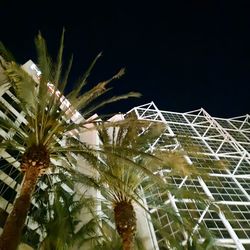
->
[0,166,40,250]
[114,200,136,250]
[122,236,134,250]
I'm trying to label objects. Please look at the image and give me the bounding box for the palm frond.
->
[66,52,102,101]
[60,54,73,94]
[82,91,141,118]
[3,62,37,112]
[53,28,65,90]
[0,42,15,62]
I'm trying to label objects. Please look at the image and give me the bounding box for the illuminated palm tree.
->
[0,31,140,250]
[91,119,192,250]
[90,118,226,250]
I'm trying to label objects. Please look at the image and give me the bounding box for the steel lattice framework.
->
[127,102,250,250]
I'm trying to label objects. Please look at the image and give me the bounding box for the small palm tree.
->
[0,31,140,250]
[87,119,225,250]
[90,119,191,250]
[23,173,99,250]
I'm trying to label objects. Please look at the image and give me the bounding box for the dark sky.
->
[1,1,250,118]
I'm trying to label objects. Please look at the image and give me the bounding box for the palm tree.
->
[89,119,194,250]
[23,173,99,250]
[87,118,226,250]
[0,31,140,250]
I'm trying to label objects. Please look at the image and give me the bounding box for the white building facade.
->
[127,102,250,249]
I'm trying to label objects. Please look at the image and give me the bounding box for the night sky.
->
[1,1,250,118]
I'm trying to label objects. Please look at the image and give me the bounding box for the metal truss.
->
[127,102,250,249]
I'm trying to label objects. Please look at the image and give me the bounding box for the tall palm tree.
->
[0,31,140,250]
[90,119,194,250]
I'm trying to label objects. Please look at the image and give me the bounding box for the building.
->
[0,60,250,249]
[127,102,250,249]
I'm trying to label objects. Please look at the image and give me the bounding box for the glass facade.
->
[127,102,250,249]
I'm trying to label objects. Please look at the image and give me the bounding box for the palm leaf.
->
[0,42,15,62]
